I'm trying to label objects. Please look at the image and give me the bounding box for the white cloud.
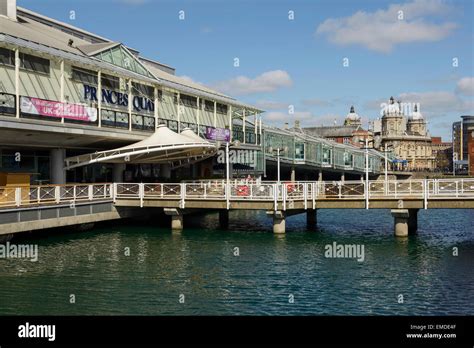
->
[366,91,473,119]
[255,100,289,110]
[316,0,457,53]
[301,98,333,107]
[212,70,292,95]
[456,77,474,96]
[398,91,473,116]
[265,111,313,122]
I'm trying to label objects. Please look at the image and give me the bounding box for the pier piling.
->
[391,209,418,237]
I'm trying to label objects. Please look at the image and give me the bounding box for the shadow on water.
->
[0,209,472,315]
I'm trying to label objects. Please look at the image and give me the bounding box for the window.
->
[343,137,351,144]
[132,82,154,98]
[0,49,50,74]
[179,94,198,108]
[322,147,331,164]
[216,103,228,114]
[101,74,120,90]
[0,47,14,66]
[204,100,215,112]
[21,53,50,74]
[72,66,98,85]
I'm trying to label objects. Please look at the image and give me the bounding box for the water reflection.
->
[0,209,472,315]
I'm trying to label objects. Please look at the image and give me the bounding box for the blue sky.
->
[19,0,473,139]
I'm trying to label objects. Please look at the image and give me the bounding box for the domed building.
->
[378,97,435,170]
[344,106,362,126]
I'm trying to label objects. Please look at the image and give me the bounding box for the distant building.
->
[303,106,372,147]
[452,115,474,163]
[468,126,474,176]
[377,97,434,170]
[431,137,452,172]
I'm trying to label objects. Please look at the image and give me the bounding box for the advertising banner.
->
[205,127,230,142]
[20,96,97,122]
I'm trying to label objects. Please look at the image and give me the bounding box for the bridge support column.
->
[291,167,296,182]
[272,211,286,234]
[341,172,345,183]
[318,170,323,182]
[219,210,229,229]
[171,215,183,230]
[50,149,66,184]
[391,209,418,237]
[164,208,183,231]
[113,163,126,183]
[307,209,317,229]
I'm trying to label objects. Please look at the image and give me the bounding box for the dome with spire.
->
[386,96,400,114]
[411,104,423,120]
[346,106,360,121]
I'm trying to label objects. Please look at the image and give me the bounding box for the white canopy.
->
[64,125,217,169]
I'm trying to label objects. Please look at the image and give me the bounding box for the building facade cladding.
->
[0,3,384,182]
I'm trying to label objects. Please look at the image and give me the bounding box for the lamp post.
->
[225,140,241,184]
[268,146,288,184]
[360,137,374,209]
[225,140,240,209]
[383,143,393,192]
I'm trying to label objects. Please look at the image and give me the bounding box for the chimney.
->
[294,120,300,129]
[284,122,289,130]
[0,0,17,21]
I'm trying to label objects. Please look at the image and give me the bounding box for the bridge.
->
[1,178,473,237]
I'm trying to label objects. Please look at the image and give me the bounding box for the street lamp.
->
[383,143,394,184]
[359,137,374,209]
[225,140,241,184]
[224,140,240,210]
[268,146,288,183]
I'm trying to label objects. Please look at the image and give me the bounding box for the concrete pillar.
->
[50,149,66,184]
[391,209,418,237]
[219,210,229,229]
[161,164,171,179]
[318,170,323,182]
[164,208,183,231]
[112,163,126,183]
[307,209,317,229]
[341,172,345,183]
[290,167,296,182]
[171,215,183,231]
[273,211,286,234]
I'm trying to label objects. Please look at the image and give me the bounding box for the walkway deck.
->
[1,179,473,235]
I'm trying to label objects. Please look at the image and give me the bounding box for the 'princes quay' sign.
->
[83,84,154,112]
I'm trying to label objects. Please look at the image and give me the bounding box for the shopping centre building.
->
[0,0,384,187]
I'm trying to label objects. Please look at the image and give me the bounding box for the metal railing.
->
[113,179,474,210]
[0,183,111,208]
[1,179,473,210]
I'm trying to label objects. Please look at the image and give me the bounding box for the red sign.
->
[20,96,97,122]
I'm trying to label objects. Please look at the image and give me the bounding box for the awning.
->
[64,125,217,169]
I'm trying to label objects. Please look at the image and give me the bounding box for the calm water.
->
[0,209,473,315]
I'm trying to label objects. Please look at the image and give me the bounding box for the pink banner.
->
[20,96,97,122]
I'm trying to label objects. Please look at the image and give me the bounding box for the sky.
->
[18,0,474,140]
